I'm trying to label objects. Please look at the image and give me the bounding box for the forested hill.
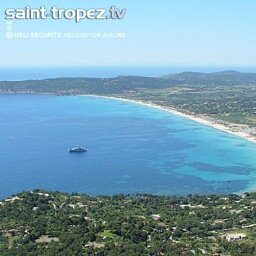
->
[0,190,256,255]
[1,71,256,95]
[162,71,256,85]
[0,76,173,94]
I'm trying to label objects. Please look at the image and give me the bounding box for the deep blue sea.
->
[0,94,256,199]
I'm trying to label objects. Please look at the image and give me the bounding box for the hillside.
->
[1,71,256,95]
[162,71,256,86]
[0,190,256,255]
[0,76,173,95]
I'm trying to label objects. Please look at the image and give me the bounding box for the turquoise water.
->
[0,94,256,198]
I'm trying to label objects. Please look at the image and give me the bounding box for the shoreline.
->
[83,94,256,145]
[1,92,255,145]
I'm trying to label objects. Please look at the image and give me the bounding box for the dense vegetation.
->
[1,71,256,128]
[0,190,256,255]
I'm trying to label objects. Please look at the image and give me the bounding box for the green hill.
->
[0,190,256,255]
[1,71,256,95]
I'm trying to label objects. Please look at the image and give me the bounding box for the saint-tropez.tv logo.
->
[5,5,127,23]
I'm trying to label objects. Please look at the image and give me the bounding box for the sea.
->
[0,94,256,199]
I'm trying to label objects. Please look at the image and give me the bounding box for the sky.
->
[0,0,256,68]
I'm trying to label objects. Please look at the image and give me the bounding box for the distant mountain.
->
[1,71,256,94]
[215,70,241,75]
[0,76,175,94]
[162,70,256,85]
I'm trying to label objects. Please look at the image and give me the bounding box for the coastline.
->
[83,95,256,145]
